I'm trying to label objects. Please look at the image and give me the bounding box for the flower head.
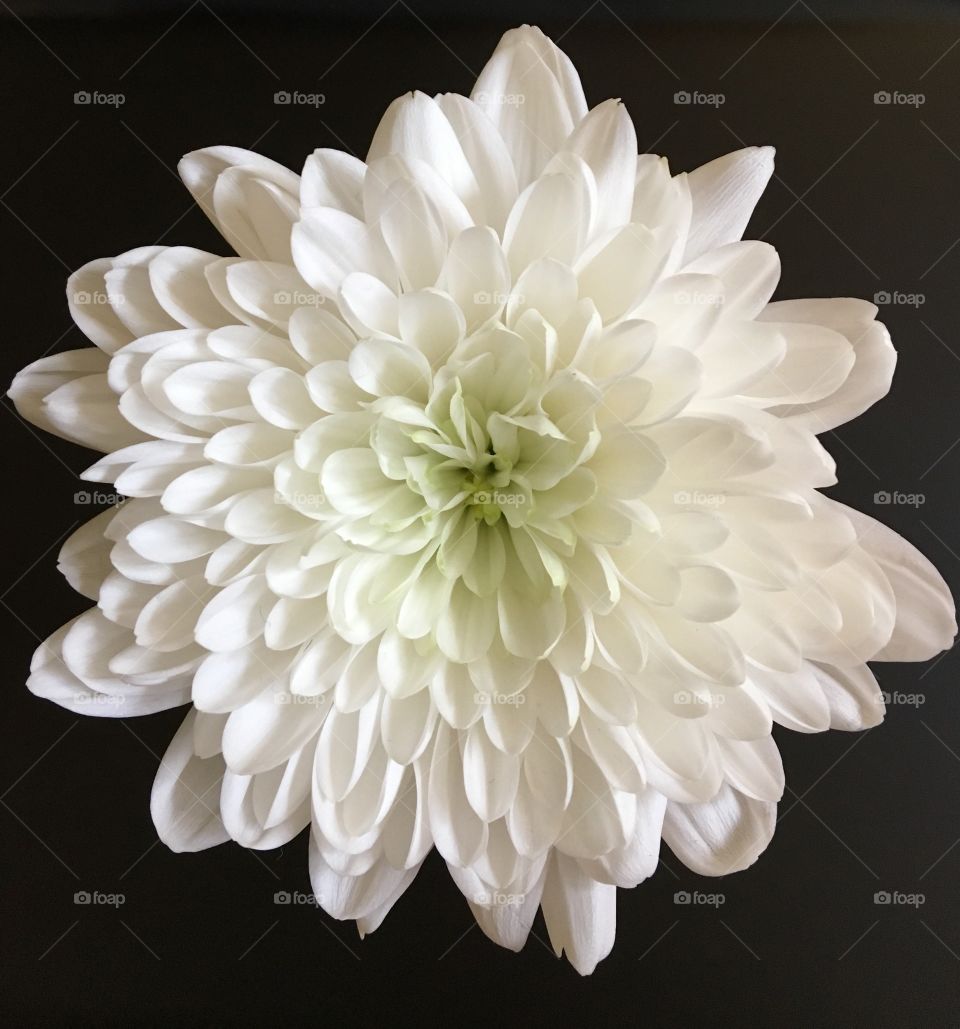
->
[11,25,955,974]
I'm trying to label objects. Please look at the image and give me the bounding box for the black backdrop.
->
[2,7,960,1026]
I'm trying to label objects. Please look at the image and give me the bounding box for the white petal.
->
[428,723,486,865]
[810,661,885,731]
[10,352,143,452]
[566,99,637,236]
[845,506,956,661]
[503,169,590,278]
[376,177,448,292]
[682,241,780,322]
[223,680,327,775]
[684,146,775,262]
[541,850,616,976]
[220,760,311,850]
[339,271,400,338]
[348,339,430,401]
[292,206,394,297]
[367,91,479,212]
[310,838,418,921]
[758,299,896,432]
[717,736,784,802]
[435,93,518,230]
[463,723,521,822]
[28,618,190,717]
[662,783,776,876]
[397,289,466,366]
[58,509,116,599]
[579,789,667,887]
[288,305,355,364]
[178,146,300,260]
[194,575,270,652]
[249,367,319,429]
[151,709,229,852]
[577,224,669,322]
[67,252,150,353]
[148,246,234,329]
[471,25,586,189]
[300,148,365,216]
[439,226,511,332]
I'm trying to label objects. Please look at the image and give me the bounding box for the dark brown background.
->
[1,5,959,1025]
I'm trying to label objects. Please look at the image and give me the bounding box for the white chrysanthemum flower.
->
[11,25,955,974]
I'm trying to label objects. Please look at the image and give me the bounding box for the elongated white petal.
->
[178,146,300,260]
[541,851,616,976]
[843,506,956,661]
[684,146,775,262]
[662,784,776,876]
[151,709,229,852]
[471,25,587,189]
